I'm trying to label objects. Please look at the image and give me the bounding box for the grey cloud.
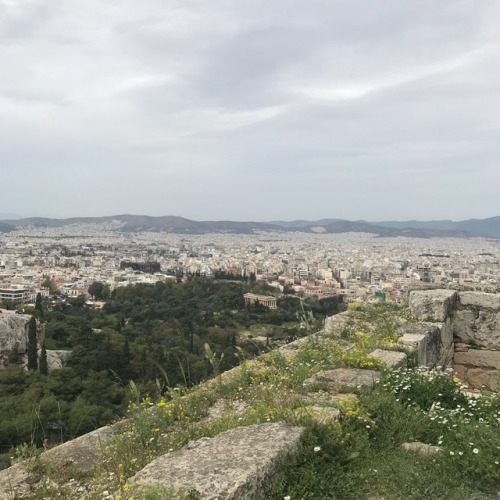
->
[1,0,500,220]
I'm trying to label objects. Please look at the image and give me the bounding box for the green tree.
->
[88,281,110,300]
[27,317,38,371]
[34,292,44,317]
[39,341,48,375]
[41,276,59,294]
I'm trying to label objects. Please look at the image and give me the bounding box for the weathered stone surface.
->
[130,423,304,500]
[396,318,454,368]
[0,312,31,367]
[369,349,407,368]
[45,349,72,371]
[398,333,427,366]
[401,442,442,455]
[39,425,115,472]
[0,463,34,499]
[454,342,469,352]
[454,350,500,370]
[303,368,380,391]
[454,366,500,391]
[459,292,500,310]
[409,290,457,322]
[0,424,119,499]
[453,308,500,350]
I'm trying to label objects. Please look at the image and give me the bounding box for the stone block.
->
[409,290,457,322]
[369,349,407,368]
[454,350,500,370]
[459,292,500,310]
[463,368,500,391]
[130,423,304,500]
[398,334,427,366]
[303,368,380,391]
[453,309,500,350]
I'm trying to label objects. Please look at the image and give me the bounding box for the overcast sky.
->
[1,0,500,221]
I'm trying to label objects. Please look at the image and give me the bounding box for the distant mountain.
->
[373,217,500,239]
[0,214,498,238]
[0,222,15,233]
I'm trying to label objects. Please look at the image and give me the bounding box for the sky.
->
[1,0,500,222]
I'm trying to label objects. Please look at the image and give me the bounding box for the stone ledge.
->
[130,423,304,500]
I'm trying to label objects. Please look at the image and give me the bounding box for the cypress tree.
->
[39,341,48,375]
[27,316,38,371]
[34,292,44,318]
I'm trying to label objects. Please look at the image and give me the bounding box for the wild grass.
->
[18,302,500,499]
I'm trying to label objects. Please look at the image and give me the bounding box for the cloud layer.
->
[2,0,499,220]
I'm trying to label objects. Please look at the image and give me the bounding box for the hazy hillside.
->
[0,214,498,238]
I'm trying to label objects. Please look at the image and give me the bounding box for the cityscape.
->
[1,217,500,306]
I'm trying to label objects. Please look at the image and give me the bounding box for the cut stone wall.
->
[409,290,500,391]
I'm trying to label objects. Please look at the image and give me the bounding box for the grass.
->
[12,302,500,499]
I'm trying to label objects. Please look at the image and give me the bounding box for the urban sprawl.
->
[1,221,500,305]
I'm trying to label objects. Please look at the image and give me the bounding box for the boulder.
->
[130,423,304,499]
[409,290,457,322]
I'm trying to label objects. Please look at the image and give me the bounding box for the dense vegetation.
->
[0,278,341,465]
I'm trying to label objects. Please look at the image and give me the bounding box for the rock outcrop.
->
[0,312,31,367]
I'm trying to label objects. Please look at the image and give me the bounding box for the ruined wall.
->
[409,290,500,390]
[452,292,500,391]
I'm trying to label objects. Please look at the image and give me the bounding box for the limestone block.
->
[454,350,500,370]
[398,334,427,366]
[369,349,407,368]
[454,343,469,352]
[464,368,500,391]
[40,425,115,472]
[303,368,380,391]
[459,291,500,310]
[453,308,500,349]
[409,290,457,322]
[437,318,455,368]
[130,423,304,500]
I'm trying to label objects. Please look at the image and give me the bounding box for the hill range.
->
[0,214,499,239]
